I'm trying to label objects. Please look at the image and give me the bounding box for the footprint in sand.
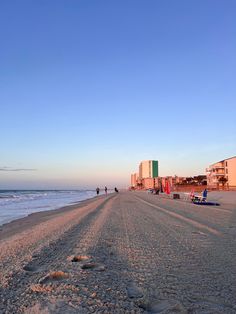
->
[81,262,106,271]
[138,299,187,313]
[23,264,41,273]
[126,283,143,298]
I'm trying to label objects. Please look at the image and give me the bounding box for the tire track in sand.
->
[135,196,222,237]
[73,196,118,253]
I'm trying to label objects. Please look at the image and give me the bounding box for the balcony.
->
[207,166,224,172]
[212,173,225,177]
[212,166,224,170]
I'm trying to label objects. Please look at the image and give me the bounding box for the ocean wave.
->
[0,190,100,226]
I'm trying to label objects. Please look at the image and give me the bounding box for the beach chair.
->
[192,189,208,204]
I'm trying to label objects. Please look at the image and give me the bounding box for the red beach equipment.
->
[165,181,171,195]
[190,189,194,200]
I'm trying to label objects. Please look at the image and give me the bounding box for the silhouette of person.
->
[202,188,208,200]
[114,187,119,193]
[96,187,100,195]
[105,186,108,195]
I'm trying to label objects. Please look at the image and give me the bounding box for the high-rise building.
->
[131,173,139,187]
[139,160,158,179]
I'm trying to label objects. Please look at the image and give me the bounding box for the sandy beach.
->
[0,191,236,313]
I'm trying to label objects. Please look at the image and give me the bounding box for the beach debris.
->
[67,254,106,271]
[91,292,97,298]
[39,271,69,284]
[70,255,91,262]
[126,283,143,298]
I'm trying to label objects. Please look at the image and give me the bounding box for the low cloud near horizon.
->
[0,167,37,172]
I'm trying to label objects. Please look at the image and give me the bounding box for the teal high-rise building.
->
[139,160,159,179]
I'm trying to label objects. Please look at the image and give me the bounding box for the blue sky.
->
[1,0,236,189]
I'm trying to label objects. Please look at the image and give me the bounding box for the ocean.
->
[0,190,104,226]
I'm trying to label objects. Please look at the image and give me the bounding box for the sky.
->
[0,0,236,189]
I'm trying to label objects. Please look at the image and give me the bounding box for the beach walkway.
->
[0,191,236,313]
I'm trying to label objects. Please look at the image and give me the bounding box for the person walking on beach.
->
[105,186,108,196]
[114,187,119,193]
[96,187,100,195]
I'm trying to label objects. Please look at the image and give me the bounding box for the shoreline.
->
[0,189,106,228]
[0,194,107,241]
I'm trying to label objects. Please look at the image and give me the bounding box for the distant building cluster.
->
[131,156,236,190]
[130,160,189,190]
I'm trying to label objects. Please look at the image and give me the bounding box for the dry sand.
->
[0,191,236,313]
[177,190,236,206]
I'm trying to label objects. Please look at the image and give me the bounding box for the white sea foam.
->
[0,190,104,226]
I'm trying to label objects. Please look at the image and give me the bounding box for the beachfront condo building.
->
[130,160,159,189]
[207,156,236,188]
[138,160,159,189]
[139,160,159,179]
[131,173,139,187]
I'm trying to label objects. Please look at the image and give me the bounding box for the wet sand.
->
[0,191,236,313]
